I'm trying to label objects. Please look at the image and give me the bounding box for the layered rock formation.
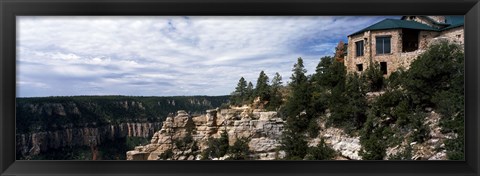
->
[16,96,228,159]
[127,107,285,160]
[17,122,161,158]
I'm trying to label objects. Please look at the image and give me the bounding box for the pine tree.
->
[284,57,311,131]
[245,82,254,103]
[359,114,387,160]
[254,71,270,103]
[280,129,308,160]
[231,77,248,106]
[267,72,283,110]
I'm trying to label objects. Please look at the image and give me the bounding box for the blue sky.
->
[17,16,392,97]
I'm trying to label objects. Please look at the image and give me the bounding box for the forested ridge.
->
[17,95,229,133]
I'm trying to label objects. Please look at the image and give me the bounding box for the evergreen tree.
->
[254,71,270,103]
[231,77,248,106]
[245,81,254,103]
[284,57,311,131]
[359,114,387,160]
[311,56,334,88]
[268,72,283,110]
[280,129,308,160]
[309,56,335,117]
[363,62,384,92]
[202,131,230,159]
[404,40,463,108]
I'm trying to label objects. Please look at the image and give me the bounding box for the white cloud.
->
[16,16,390,97]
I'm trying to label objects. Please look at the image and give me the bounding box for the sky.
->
[17,16,392,97]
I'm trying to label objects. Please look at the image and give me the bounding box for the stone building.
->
[344,16,464,76]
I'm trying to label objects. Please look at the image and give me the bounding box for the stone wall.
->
[346,29,403,76]
[439,26,464,46]
[345,18,464,76]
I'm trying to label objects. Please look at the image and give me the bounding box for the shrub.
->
[306,138,335,160]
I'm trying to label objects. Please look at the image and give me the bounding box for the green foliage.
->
[404,41,464,108]
[280,129,308,160]
[363,62,384,92]
[307,118,320,138]
[327,73,367,133]
[312,56,346,89]
[284,57,311,132]
[388,144,413,160]
[175,133,194,150]
[359,115,387,160]
[254,71,271,102]
[306,138,335,160]
[402,41,463,159]
[202,131,230,159]
[226,138,251,160]
[245,82,254,102]
[231,77,248,106]
[16,95,229,134]
[159,149,174,160]
[126,137,149,150]
[20,137,132,160]
[267,72,284,111]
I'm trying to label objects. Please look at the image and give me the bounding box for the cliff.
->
[17,122,161,158]
[127,107,285,160]
[16,96,229,159]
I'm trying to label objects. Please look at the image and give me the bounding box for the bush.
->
[306,138,335,160]
[363,62,384,92]
[280,129,308,160]
[226,138,251,160]
[158,149,174,160]
[202,131,229,159]
[307,118,320,138]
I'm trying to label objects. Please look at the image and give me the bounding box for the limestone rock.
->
[126,108,285,160]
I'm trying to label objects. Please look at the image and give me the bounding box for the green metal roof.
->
[349,16,464,37]
[349,19,437,36]
[442,16,464,30]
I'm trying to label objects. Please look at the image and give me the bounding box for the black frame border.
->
[1,0,479,176]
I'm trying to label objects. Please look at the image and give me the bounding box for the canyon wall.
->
[17,122,162,158]
[16,96,228,159]
[127,107,286,160]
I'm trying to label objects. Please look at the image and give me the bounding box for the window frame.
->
[376,35,392,55]
[355,40,364,57]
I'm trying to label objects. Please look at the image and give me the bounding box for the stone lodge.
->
[344,16,464,76]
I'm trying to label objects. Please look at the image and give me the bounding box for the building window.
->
[355,41,364,57]
[380,62,387,75]
[376,36,391,54]
[356,64,363,72]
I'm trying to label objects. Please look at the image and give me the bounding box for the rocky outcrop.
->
[385,111,451,160]
[127,108,285,160]
[17,122,161,159]
[308,118,362,160]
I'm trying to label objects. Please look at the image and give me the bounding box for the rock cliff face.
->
[127,107,285,160]
[16,96,228,159]
[17,122,161,158]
